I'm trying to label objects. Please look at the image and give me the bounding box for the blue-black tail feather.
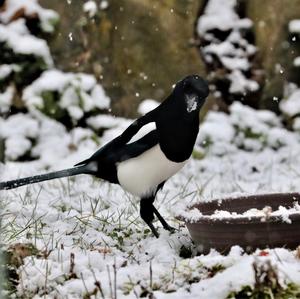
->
[0,165,89,190]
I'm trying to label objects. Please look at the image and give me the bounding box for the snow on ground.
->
[2,102,300,298]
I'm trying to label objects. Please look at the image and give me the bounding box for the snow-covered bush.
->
[0,113,39,160]
[197,0,260,104]
[197,102,295,156]
[0,1,57,113]
[0,20,52,92]
[0,85,14,113]
[0,111,100,162]
[0,0,113,163]
[0,0,59,34]
[280,88,300,123]
[279,19,300,127]
[289,19,300,68]
[23,69,110,128]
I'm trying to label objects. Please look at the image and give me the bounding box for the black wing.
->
[116,129,158,162]
[74,109,159,183]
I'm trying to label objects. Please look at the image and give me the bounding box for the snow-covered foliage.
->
[0,1,113,171]
[197,0,260,101]
[196,102,292,155]
[280,88,300,118]
[0,22,53,66]
[0,1,56,110]
[23,69,110,126]
[0,86,14,113]
[279,21,300,126]
[0,0,59,33]
[0,111,100,162]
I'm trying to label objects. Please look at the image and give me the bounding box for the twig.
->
[91,268,105,299]
[44,261,49,299]
[81,272,89,295]
[113,257,117,299]
[107,265,113,299]
[149,259,153,289]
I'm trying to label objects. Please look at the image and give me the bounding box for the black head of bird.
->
[171,74,209,113]
[0,74,210,238]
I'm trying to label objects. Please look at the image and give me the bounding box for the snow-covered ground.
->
[2,101,300,298]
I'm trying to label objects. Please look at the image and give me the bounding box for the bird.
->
[0,75,209,237]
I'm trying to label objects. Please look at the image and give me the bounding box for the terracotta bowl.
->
[184,193,300,253]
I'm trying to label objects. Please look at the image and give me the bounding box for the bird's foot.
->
[147,222,159,238]
[163,224,177,233]
[152,206,177,233]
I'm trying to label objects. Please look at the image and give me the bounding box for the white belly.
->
[117,144,187,197]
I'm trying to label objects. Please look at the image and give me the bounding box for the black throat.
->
[156,93,201,162]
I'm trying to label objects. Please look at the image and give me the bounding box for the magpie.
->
[0,75,209,237]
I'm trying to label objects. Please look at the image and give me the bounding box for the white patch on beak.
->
[185,94,198,113]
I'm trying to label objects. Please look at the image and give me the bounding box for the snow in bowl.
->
[183,193,300,254]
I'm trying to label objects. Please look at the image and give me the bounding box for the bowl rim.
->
[180,192,300,224]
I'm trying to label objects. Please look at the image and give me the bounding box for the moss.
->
[208,264,226,277]
[243,128,264,140]
[227,283,300,299]
[40,90,65,119]
[192,149,205,160]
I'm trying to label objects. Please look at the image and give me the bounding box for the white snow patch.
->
[138,99,160,115]
[0,65,14,79]
[0,0,59,33]
[83,1,98,17]
[289,19,300,33]
[100,0,109,10]
[0,23,53,65]
[280,88,300,117]
[228,70,259,94]
[0,86,14,113]
[294,56,300,67]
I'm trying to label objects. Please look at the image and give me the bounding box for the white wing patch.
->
[127,122,157,144]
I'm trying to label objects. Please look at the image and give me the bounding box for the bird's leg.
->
[152,205,176,232]
[140,197,159,238]
[140,197,176,237]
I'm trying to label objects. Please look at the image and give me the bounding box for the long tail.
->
[0,165,90,190]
